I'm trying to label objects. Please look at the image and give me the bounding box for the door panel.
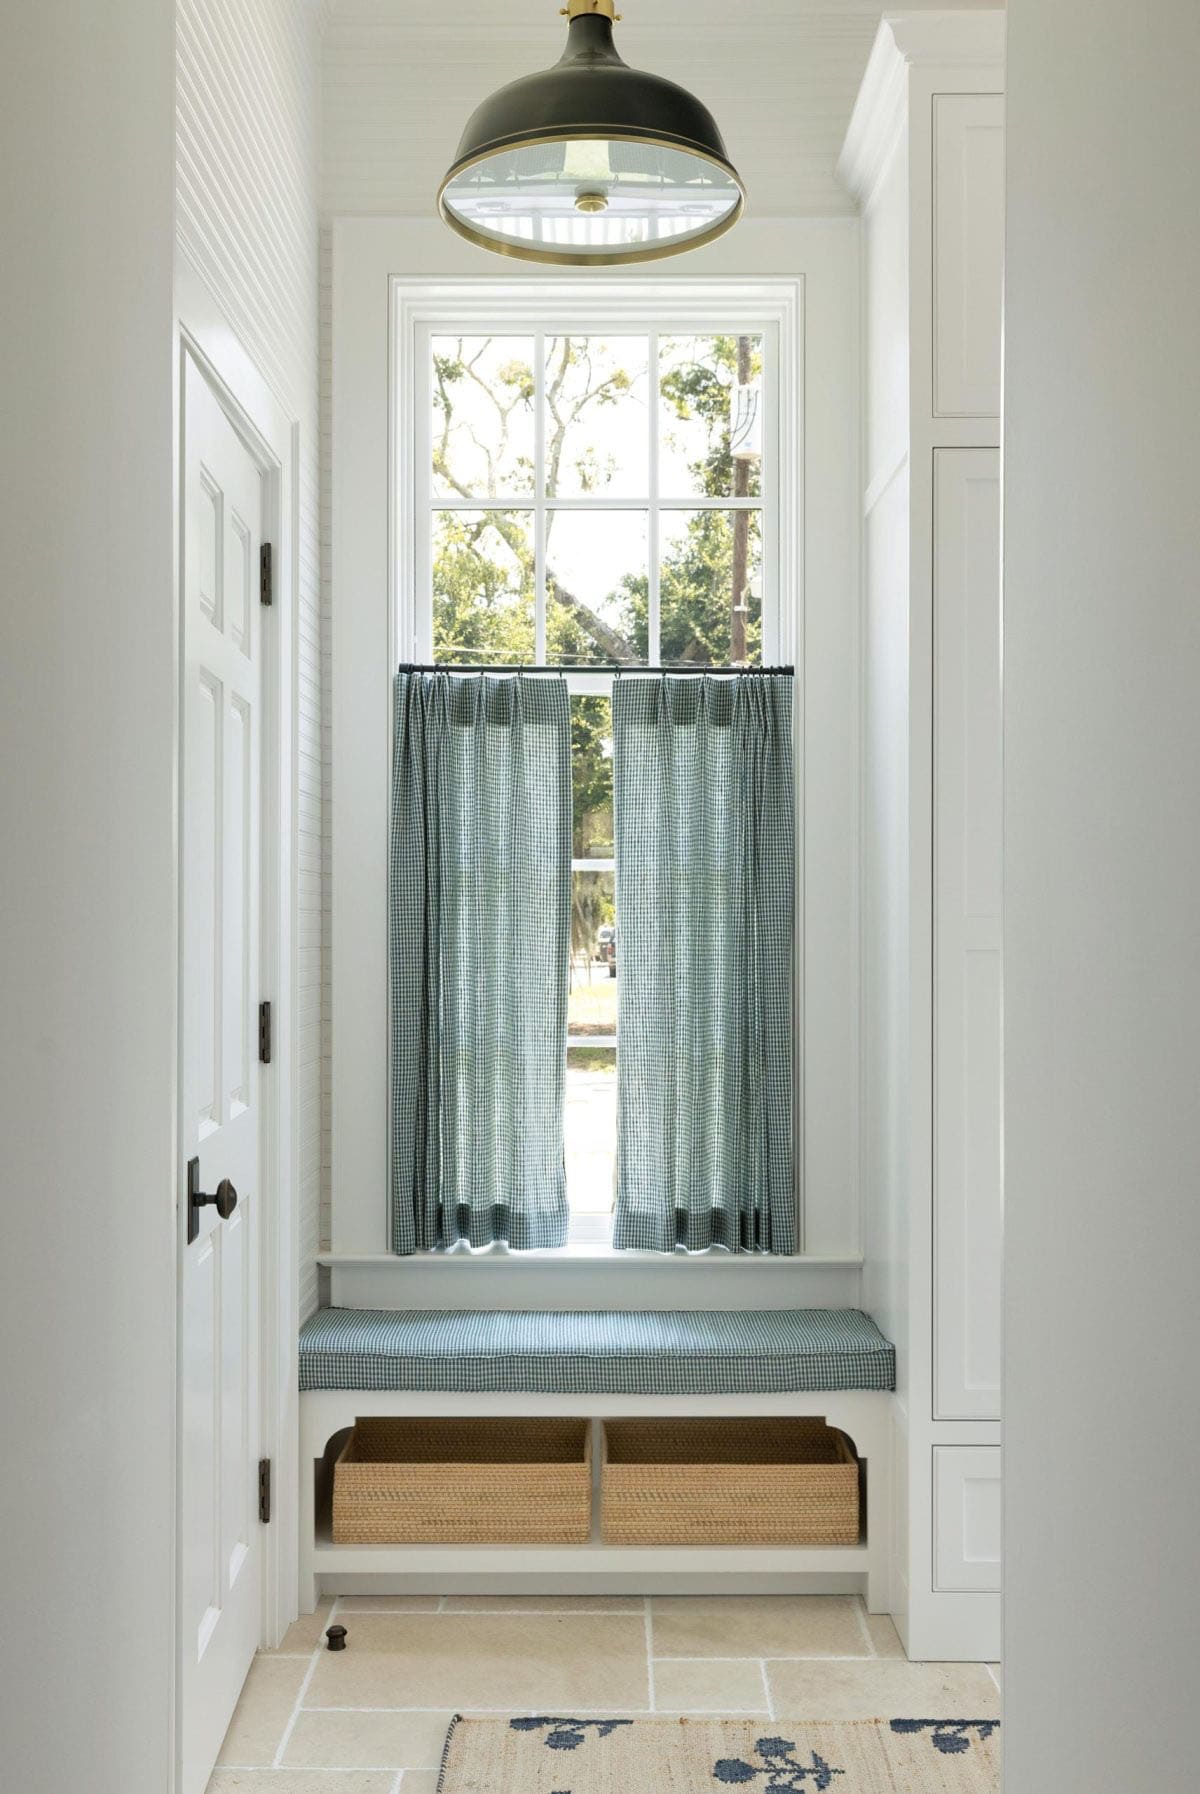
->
[934,449,1003,1421]
[180,353,264,1794]
[933,1446,1002,1593]
[933,94,1005,417]
[226,692,251,1115]
[195,669,221,1135]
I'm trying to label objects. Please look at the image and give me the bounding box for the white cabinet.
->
[934,1446,1002,1592]
[842,11,1004,1664]
[933,95,1005,417]
[934,450,1003,1422]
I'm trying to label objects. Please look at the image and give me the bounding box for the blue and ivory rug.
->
[437,1714,1000,1791]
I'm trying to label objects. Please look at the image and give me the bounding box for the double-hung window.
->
[402,298,789,1247]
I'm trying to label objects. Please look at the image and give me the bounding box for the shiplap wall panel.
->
[177,0,325,1320]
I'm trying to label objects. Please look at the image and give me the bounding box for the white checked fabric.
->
[390,671,573,1252]
[612,673,796,1253]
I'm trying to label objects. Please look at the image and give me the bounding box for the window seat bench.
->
[298,1306,895,1614]
[299,1305,895,1396]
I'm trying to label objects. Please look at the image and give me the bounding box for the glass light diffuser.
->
[438,1,744,266]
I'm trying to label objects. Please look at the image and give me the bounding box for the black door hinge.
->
[259,1458,272,1524]
[260,541,273,607]
[258,1000,272,1065]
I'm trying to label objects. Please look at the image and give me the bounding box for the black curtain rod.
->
[398,663,794,676]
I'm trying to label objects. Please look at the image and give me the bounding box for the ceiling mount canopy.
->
[438,0,745,266]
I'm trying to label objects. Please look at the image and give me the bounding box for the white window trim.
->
[332,265,805,1263]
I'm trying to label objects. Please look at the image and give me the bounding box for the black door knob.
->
[210,1178,238,1220]
[187,1158,239,1242]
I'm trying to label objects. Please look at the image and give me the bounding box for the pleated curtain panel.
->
[611,672,796,1253]
[390,670,573,1251]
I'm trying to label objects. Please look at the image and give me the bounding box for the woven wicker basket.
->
[600,1418,860,1547]
[332,1417,592,1545]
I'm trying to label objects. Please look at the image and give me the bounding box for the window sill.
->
[316,1249,864,1269]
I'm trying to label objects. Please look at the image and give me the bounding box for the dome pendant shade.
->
[438,2,744,265]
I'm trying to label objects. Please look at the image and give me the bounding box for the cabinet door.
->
[933,93,1005,417]
[934,1446,1002,1592]
[934,449,1002,1421]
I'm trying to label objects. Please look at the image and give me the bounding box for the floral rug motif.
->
[437,1714,1000,1792]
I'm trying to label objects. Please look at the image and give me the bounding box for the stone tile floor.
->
[209,1593,1000,1792]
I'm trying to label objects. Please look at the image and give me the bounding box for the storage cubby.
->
[300,1393,889,1609]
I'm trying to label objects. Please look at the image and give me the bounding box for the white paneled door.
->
[180,354,265,1794]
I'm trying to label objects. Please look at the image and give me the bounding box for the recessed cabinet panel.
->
[933,94,1004,417]
[934,449,1002,1421]
[934,1446,1001,1592]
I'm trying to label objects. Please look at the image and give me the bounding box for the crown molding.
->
[837,9,1005,206]
[837,20,911,206]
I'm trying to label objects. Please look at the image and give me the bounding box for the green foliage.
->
[567,1046,618,1073]
[570,696,614,858]
[616,508,762,668]
[659,331,761,500]
[432,511,534,665]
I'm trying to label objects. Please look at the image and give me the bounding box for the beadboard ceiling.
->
[323,0,1003,219]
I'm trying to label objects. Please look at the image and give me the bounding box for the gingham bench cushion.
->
[298,1308,895,1395]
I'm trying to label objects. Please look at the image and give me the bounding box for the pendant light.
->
[438,0,744,266]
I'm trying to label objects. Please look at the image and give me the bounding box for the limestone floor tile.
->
[215,1656,309,1766]
[262,1598,334,1655]
[283,1707,454,1770]
[443,1594,643,1613]
[652,1658,769,1713]
[767,1657,1001,1721]
[651,1596,869,1660]
[304,1612,649,1712]
[336,1595,442,1612]
[863,1612,906,1659]
[208,1774,395,1792]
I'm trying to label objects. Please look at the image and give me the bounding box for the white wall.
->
[0,5,177,1791]
[177,0,326,1319]
[1003,1,1200,1786]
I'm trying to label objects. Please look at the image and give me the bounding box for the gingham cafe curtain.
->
[611,672,796,1253]
[390,670,572,1251]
